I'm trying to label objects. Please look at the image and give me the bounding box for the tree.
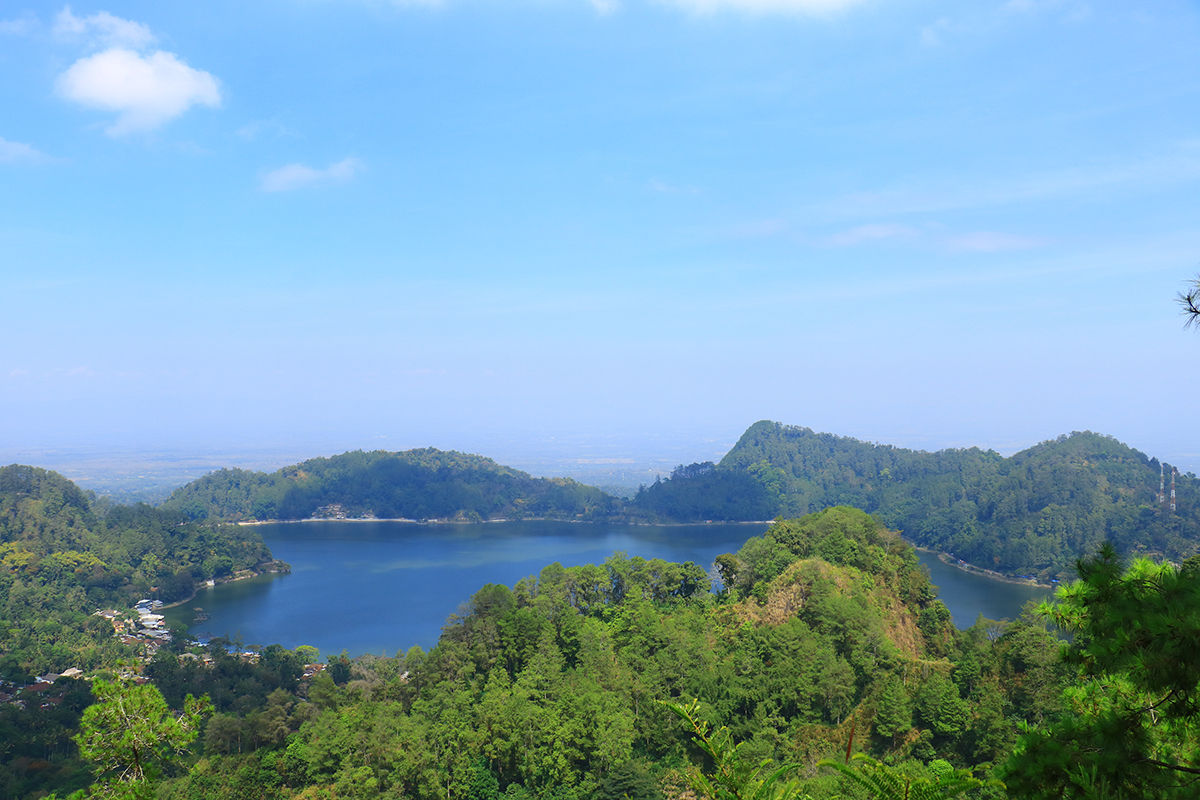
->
[74,679,211,797]
[873,676,913,745]
[663,699,806,800]
[1179,275,1200,326]
[1001,545,1200,798]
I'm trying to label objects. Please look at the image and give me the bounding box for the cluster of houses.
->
[95,598,174,655]
[0,598,175,711]
[3,598,331,714]
[0,668,85,711]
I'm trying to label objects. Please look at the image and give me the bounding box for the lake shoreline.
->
[912,545,1054,589]
[235,517,774,527]
[160,560,290,610]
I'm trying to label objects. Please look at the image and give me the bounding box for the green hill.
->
[161,448,621,523]
[632,421,1198,581]
[0,464,275,679]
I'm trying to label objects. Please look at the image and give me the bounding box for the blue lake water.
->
[166,521,1051,657]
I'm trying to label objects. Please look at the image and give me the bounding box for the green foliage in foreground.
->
[72,679,211,797]
[820,753,993,800]
[1002,545,1200,798]
[162,448,620,522]
[665,698,806,800]
[635,420,1200,581]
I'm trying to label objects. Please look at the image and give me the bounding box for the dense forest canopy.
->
[162,449,619,523]
[633,421,1200,580]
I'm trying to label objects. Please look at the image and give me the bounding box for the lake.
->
[165,520,1052,657]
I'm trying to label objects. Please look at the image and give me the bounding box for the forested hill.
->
[161,448,620,522]
[632,420,1200,581]
[0,464,273,679]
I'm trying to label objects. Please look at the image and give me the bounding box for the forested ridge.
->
[162,424,1200,582]
[162,449,619,523]
[633,421,1200,581]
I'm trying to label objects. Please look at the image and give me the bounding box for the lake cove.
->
[166,520,1052,657]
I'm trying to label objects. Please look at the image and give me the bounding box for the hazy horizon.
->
[4,2,1200,491]
[7,419,1199,506]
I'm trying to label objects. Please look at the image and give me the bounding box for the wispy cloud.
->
[54,6,155,49]
[1003,0,1090,19]
[825,222,1047,253]
[260,157,364,192]
[923,0,1091,47]
[814,149,1200,221]
[920,17,953,47]
[588,0,622,14]
[331,0,863,16]
[0,137,52,164]
[945,231,1046,253]
[658,0,866,14]
[0,13,37,35]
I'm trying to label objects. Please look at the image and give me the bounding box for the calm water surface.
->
[166,521,1051,656]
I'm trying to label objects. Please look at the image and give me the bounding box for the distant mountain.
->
[631,421,1200,581]
[161,448,621,523]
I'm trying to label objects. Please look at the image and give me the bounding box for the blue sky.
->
[3,0,1200,475]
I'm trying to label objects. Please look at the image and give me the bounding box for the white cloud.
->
[658,0,865,14]
[56,48,221,135]
[54,6,156,49]
[588,0,621,14]
[260,158,364,192]
[0,137,50,164]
